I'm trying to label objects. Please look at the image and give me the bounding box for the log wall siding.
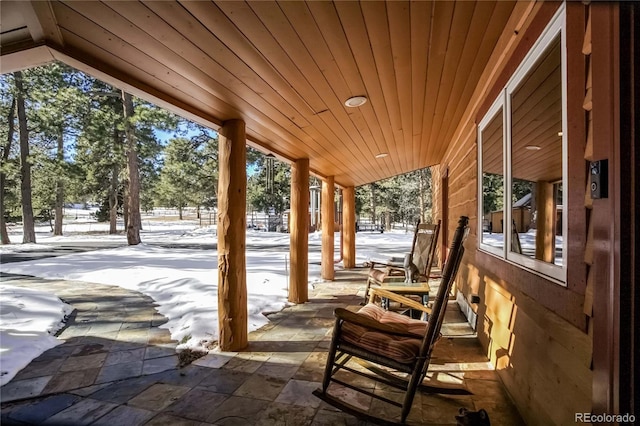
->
[582,5,595,326]
[432,3,592,424]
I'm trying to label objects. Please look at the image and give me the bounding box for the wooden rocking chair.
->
[313,216,470,425]
[364,220,441,304]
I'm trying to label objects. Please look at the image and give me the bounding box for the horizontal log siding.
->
[432,3,592,424]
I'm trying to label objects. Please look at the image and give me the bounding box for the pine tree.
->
[76,79,125,233]
[247,150,290,230]
[122,91,141,245]
[0,86,16,244]
[27,63,87,235]
[155,137,202,219]
[14,71,36,243]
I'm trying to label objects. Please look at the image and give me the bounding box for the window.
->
[478,100,505,256]
[478,5,567,284]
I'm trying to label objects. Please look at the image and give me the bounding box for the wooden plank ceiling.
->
[482,36,563,184]
[1,0,517,187]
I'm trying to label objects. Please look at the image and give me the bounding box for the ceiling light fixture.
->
[375,152,388,159]
[525,145,542,151]
[344,96,367,108]
[557,131,563,137]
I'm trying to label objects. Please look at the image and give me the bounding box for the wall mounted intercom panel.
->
[590,159,608,199]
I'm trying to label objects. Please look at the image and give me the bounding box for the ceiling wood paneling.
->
[1,0,519,187]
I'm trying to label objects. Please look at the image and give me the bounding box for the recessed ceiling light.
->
[525,145,542,151]
[375,152,388,159]
[344,96,367,108]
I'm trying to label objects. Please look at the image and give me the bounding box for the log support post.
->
[535,181,556,263]
[342,186,356,269]
[217,119,247,351]
[321,176,335,280]
[289,159,309,303]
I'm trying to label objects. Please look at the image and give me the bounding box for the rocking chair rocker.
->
[313,216,470,425]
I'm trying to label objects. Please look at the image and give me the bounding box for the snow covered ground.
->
[1,212,415,386]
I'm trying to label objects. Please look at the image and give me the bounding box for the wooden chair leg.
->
[321,318,342,392]
[363,277,373,305]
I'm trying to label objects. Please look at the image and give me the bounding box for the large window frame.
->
[477,4,567,284]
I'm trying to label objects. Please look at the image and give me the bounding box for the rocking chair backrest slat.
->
[409,219,421,259]
[413,220,441,279]
[419,216,469,358]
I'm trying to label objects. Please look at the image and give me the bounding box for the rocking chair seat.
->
[368,268,390,283]
[341,303,428,364]
[314,217,470,424]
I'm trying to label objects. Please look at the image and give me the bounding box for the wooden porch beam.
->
[289,158,309,303]
[217,119,247,351]
[321,176,335,280]
[342,186,356,269]
[19,1,64,45]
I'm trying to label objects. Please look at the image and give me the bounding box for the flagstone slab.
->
[206,396,270,425]
[163,388,228,422]
[3,393,80,424]
[43,368,100,394]
[96,360,144,384]
[104,348,146,366]
[142,355,177,375]
[233,374,287,402]
[196,369,252,394]
[128,383,190,411]
[91,405,154,426]
[41,398,118,425]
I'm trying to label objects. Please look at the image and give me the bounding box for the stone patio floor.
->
[0,269,524,425]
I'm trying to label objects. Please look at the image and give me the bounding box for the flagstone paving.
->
[0,271,524,425]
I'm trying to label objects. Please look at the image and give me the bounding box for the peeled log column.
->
[217,119,247,351]
[342,186,356,269]
[321,177,335,280]
[289,159,309,303]
[535,181,556,263]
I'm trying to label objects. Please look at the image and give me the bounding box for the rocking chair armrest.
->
[385,265,405,275]
[369,288,433,315]
[369,260,400,270]
[333,308,424,339]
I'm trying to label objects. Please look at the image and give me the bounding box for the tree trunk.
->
[178,206,183,220]
[122,92,141,245]
[370,183,376,226]
[109,163,118,234]
[54,131,64,235]
[0,98,16,244]
[15,71,36,244]
[418,170,426,223]
[122,178,129,229]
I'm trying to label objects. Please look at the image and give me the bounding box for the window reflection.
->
[510,35,563,265]
[480,107,504,251]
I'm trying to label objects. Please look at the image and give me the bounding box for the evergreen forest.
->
[1,63,435,245]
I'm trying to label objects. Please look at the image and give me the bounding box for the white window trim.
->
[477,4,567,285]
[477,94,506,258]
